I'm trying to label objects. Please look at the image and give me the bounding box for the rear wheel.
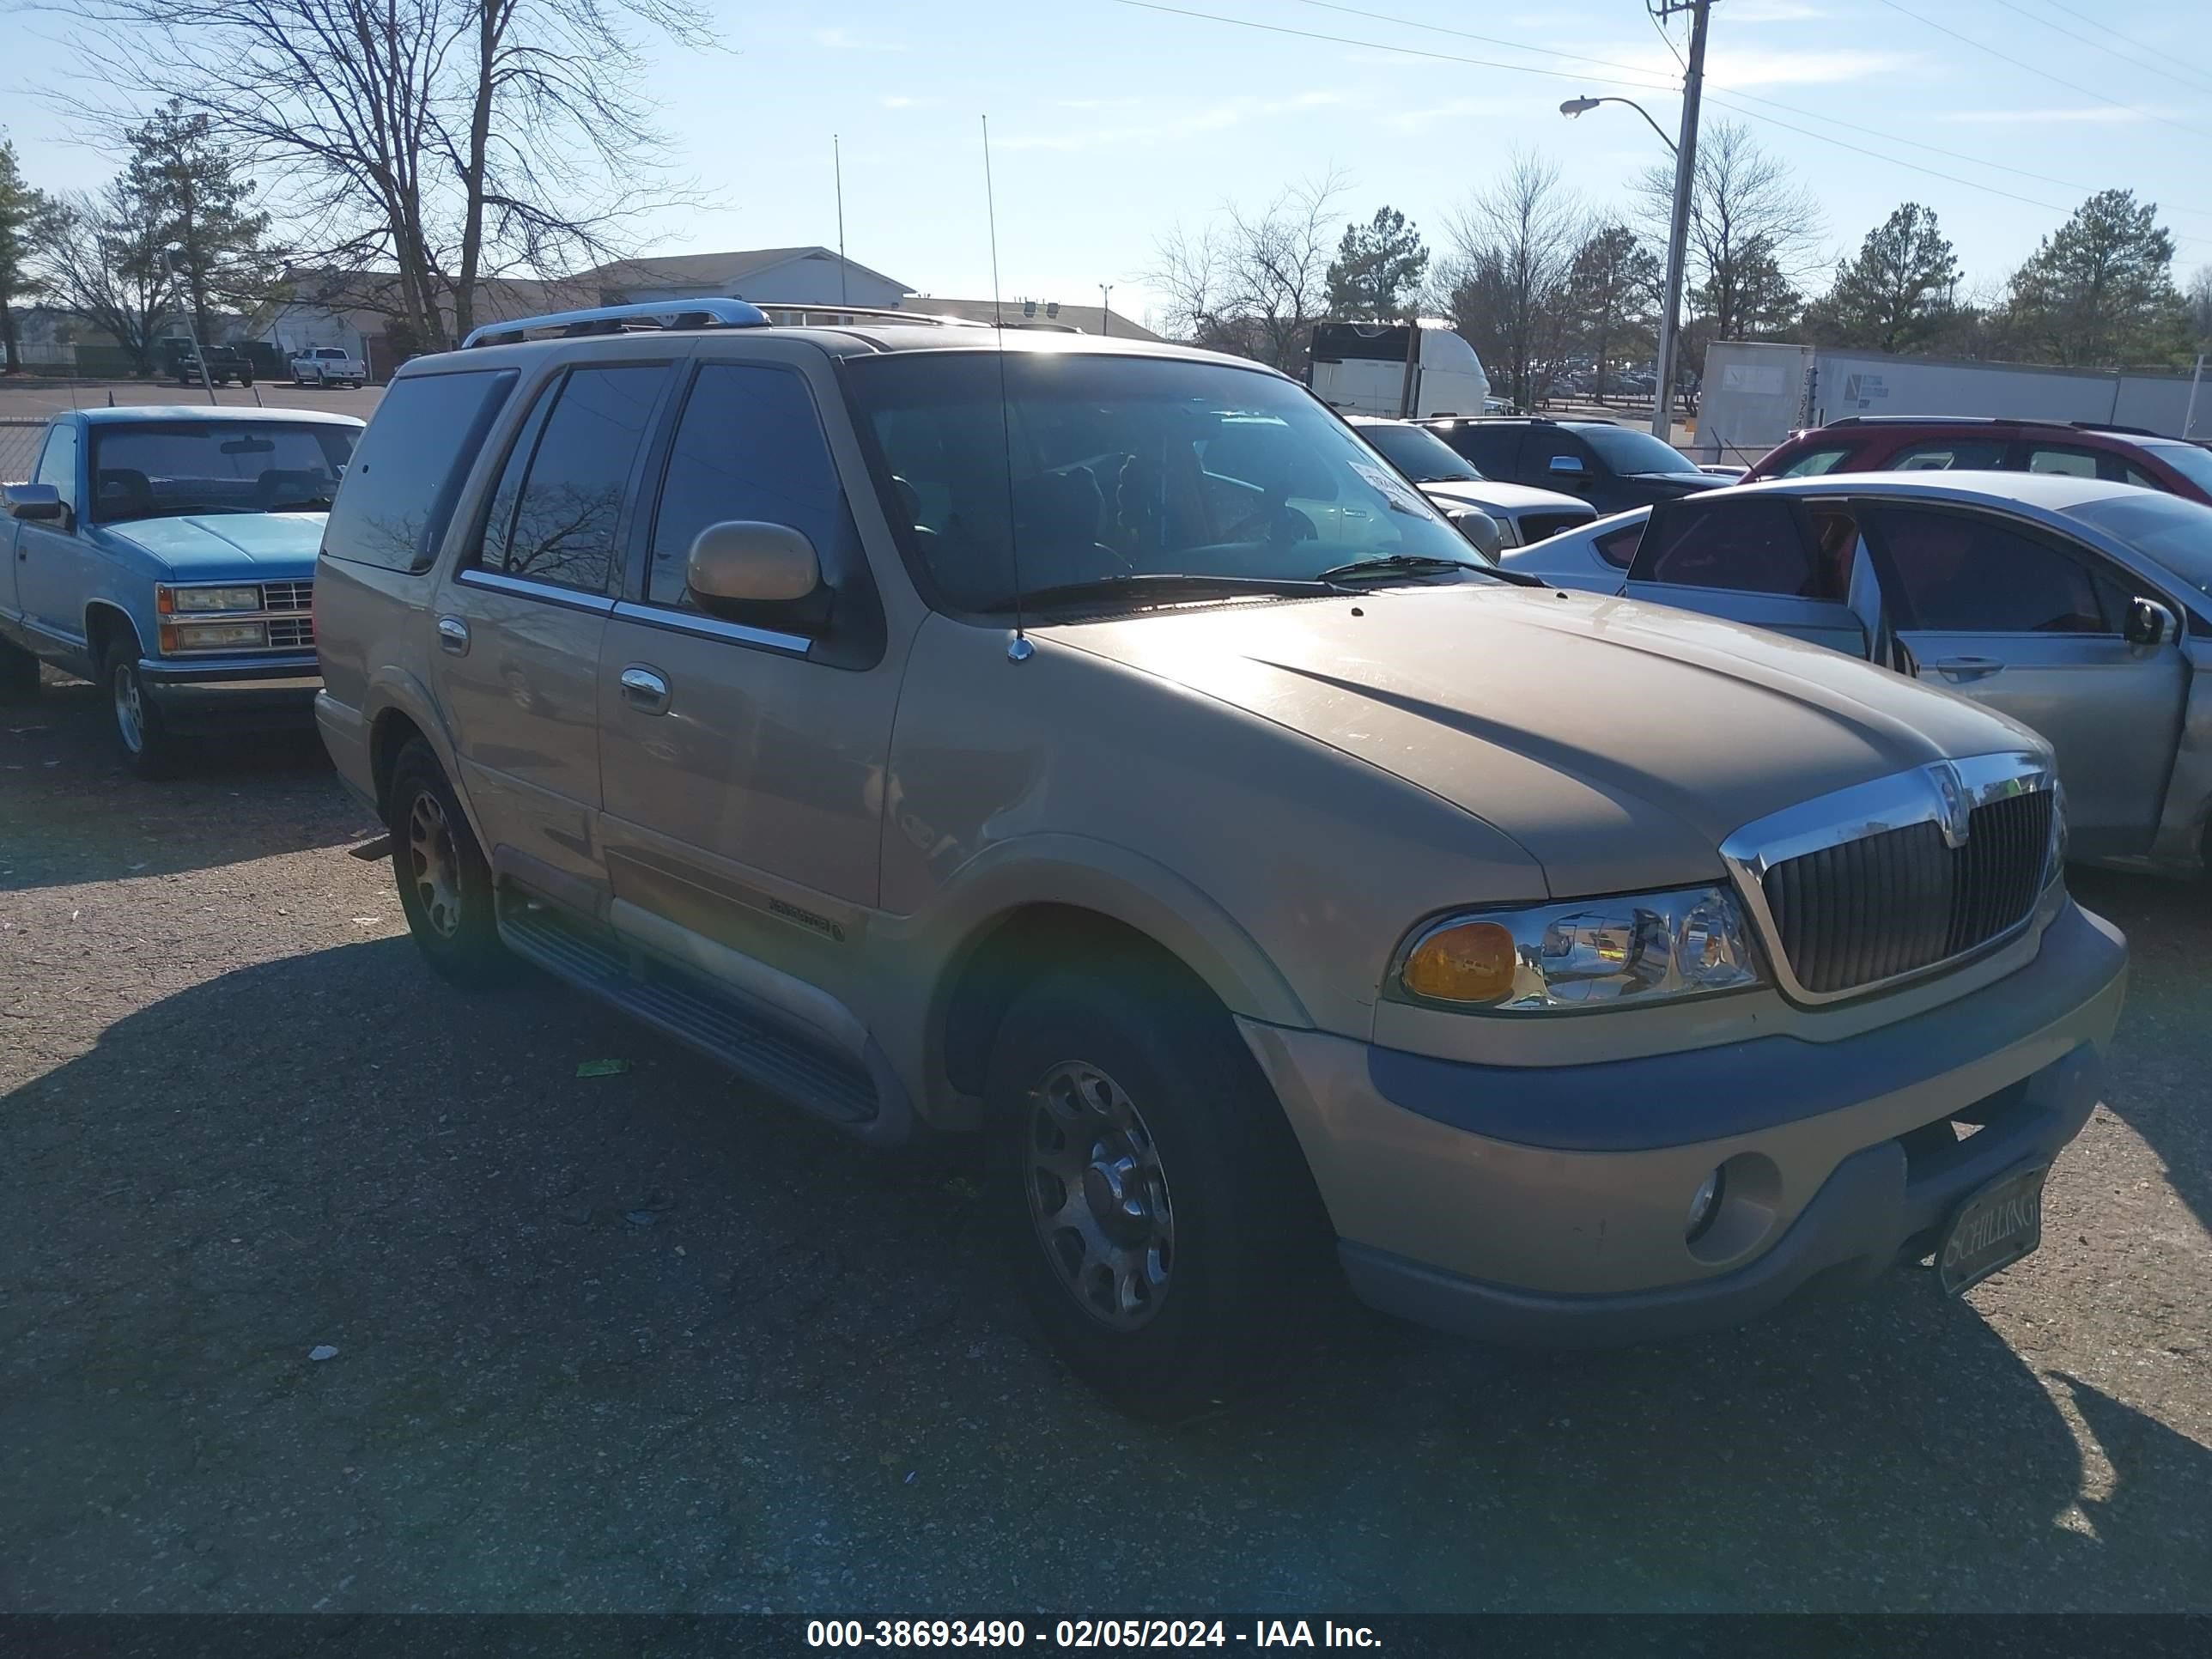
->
[387,738,508,984]
[101,636,180,779]
[983,962,1330,1419]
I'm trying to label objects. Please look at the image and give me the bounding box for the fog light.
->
[1686,1166,1725,1242]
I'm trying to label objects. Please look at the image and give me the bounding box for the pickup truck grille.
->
[1759,790,2053,995]
[265,617,315,650]
[1516,511,1594,545]
[261,580,313,612]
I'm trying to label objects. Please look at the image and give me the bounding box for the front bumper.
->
[137,653,322,734]
[1240,898,2128,1346]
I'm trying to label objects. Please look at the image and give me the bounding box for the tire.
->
[0,636,40,702]
[386,738,509,984]
[983,961,1331,1419]
[100,635,182,780]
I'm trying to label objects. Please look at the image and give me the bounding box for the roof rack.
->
[461,298,768,349]
[752,302,988,328]
[1826,413,2177,440]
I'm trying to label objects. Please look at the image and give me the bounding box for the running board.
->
[498,896,880,1126]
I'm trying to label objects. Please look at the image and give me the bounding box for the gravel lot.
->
[2,678,2208,1614]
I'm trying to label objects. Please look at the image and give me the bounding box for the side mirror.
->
[1446,506,1502,561]
[3,483,67,526]
[2124,595,2178,648]
[1547,454,1588,477]
[686,520,823,616]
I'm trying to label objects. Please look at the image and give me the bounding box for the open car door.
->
[1624,493,1869,658]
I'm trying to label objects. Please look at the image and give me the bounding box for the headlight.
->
[167,620,269,651]
[1395,884,1765,1012]
[161,584,264,613]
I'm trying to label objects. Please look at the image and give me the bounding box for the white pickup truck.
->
[288,346,368,389]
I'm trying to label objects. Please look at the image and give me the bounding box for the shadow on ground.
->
[0,679,365,891]
[4,935,2205,1613]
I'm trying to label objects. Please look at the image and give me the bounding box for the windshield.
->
[1356,422,1485,483]
[848,352,1483,611]
[2065,489,2212,602]
[1580,426,1698,477]
[2146,442,2212,496]
[88,422,357,523]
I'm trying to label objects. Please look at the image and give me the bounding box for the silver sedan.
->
[1502,471,2212,878]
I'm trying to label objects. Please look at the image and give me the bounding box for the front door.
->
[1625,493,1869,656]
[1865,502,2190,858]
[596,355,902,981]
[15,422,85,653]
[434,358,675,886]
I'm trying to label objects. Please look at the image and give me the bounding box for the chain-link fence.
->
[1,418,46,483]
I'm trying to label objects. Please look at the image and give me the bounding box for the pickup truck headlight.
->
[166,620,270,651]
[161,584,263,613]
[1395,884,1765,1012]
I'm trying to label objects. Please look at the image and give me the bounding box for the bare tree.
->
[40,0,706,351]
[1440,149,1583,410]
[1145,171,1346,374]
[1636,121,1823,371]
[39,182,181,374]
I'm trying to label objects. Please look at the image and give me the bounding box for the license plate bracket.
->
[1936,1163,2049,1296]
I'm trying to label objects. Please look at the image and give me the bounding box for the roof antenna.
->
[834,134,849,307]
[983,113,1030,663]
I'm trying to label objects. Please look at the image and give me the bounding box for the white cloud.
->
[1936,106,2152,125]
[1382,97,1495,134]
[880,94,940,110]
[1725,0,1827,20]
[813,27,903,52]
[1594,40,1917,88]
[1000,89,1350,153]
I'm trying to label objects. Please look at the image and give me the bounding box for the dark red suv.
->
[1746,416,2212,505]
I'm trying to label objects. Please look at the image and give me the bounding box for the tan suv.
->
[313,299,2129,1418]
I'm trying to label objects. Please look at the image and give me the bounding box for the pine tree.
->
[1323,206,1431,320]
[2004,189,2189,367]
[0,139,60,374]
[1806,203,1960,354]
[124,100,272,344]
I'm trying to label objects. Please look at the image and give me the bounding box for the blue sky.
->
[9,0,2212,326]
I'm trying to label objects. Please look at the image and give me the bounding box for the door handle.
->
[436,615,471,655]
[1930,656,2002,683]
[619,664,672,714]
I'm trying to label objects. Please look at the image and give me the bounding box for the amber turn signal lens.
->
[1402,921,1517,1004]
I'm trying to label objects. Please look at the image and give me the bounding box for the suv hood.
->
[1041,585,2039,896]
[1633,470,1730,495]
[1417,479,1593,516]
[98,512,326,572]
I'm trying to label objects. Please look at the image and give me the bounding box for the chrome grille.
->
[1760,790,2052,995]
[266,617,315,650]
[261,580,313,611]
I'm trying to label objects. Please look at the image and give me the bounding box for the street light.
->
[1558,95,1677,155]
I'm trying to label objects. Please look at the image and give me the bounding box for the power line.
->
[1290,0,2212,224]
[1997,0,2212,98]
[2029,0,2212,88]
[1104,0,2212,252]
[1869,0,2212,143]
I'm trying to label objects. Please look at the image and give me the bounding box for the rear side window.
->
[646,363,846,610]
[1872,507,2112,634]
[1631,497,1821,596]
[1594,520,1644,568]
[478,364,668,594]
[322,369,516,571]
[1434,423,1522,476]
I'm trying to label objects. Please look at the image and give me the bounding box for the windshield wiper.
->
[1316,553,1544,586]
[984,573,1348,612]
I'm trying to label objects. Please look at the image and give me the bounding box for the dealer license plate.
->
[1936,1164,2049,1296]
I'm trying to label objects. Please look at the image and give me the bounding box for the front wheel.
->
[387,738,509,984]
[102,638,180,779]
[983,963,1330,1419]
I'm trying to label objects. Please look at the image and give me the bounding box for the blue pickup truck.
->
[2,405,363,776]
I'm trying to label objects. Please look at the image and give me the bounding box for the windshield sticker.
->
[1351,461,1430,517]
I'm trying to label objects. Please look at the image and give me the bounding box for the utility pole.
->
[1650,0,1710,441]
[1099,283,1113,337]
[162,245,218,406]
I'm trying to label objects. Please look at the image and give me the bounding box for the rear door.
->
[1624,493,1869,655]
[433,356,676,889]
[1866,501,2188,857]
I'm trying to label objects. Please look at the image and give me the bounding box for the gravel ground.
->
[2,680,2207,1614]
